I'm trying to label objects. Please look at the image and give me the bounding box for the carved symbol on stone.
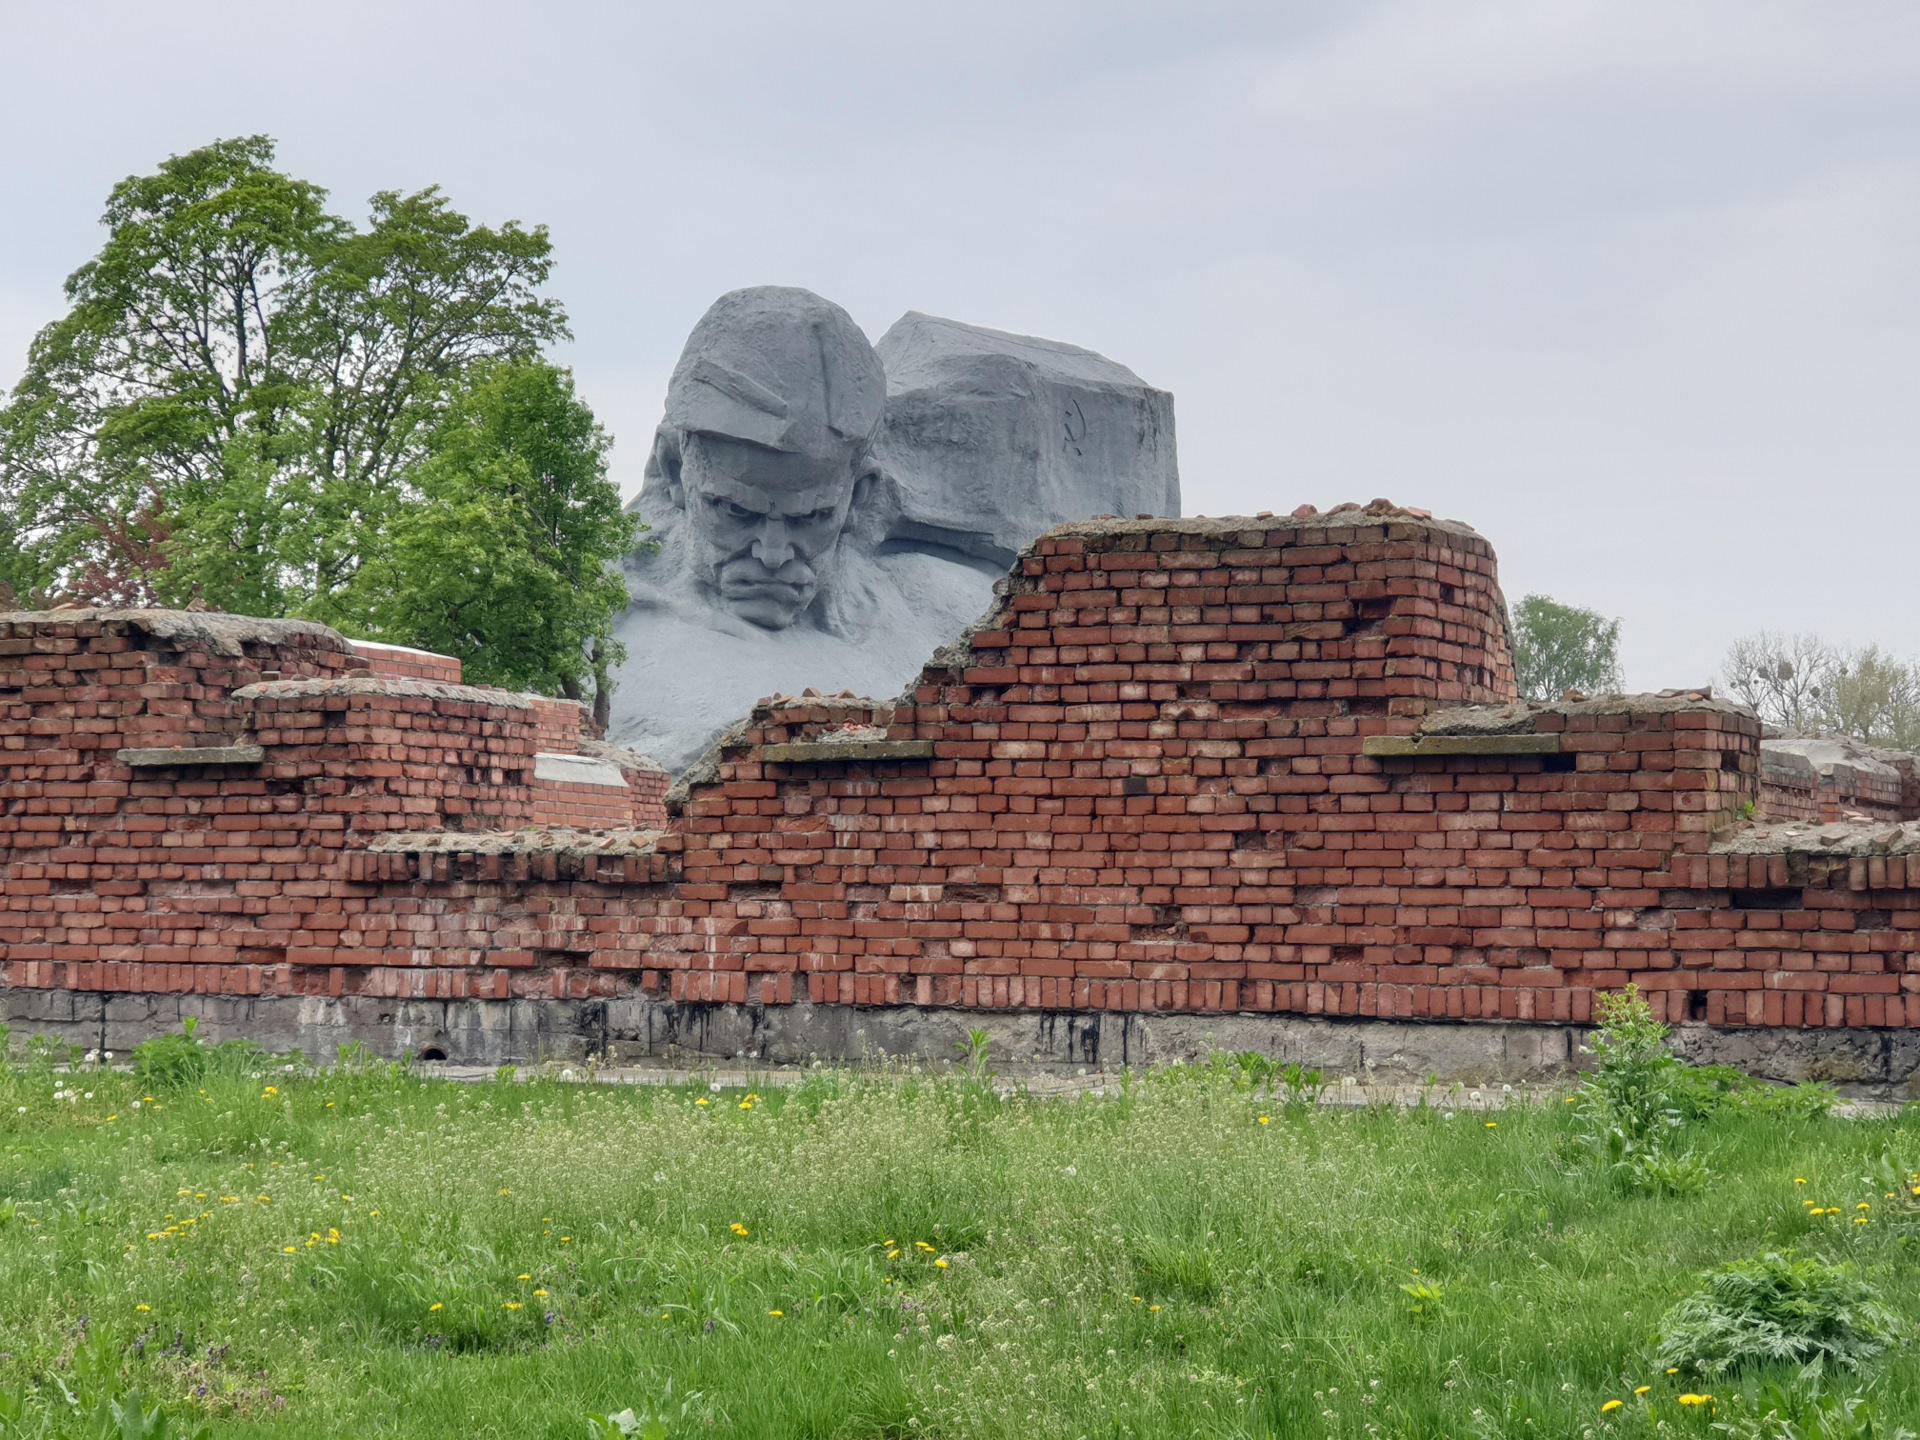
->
[1062,397,1087,457]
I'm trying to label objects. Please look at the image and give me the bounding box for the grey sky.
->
[3,1,1916,689]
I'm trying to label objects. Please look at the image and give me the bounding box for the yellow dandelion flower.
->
[284,1246,296,1253]
[561,1237,571,1243]
[916,1241,935,1252]
[263,1087,278,1096]
[534,1289,548,1297]
[739,1100,753,1110]
[500,1188,512,1195]
[1634,1387,1650,1396]
[1678,1394,1712,1407]
[934,1258,948,1268]
[696,1098,709,1106]
[1857,1202,1871,1210]
[1666,1368,1679,1375]
[1257,1116,1271,1124]
[731,1223,750,1236]
[1794,1177,1808,1184]
[1855,1217,1869,1224]
[768,1309,783,1316]
[517,1274,531,1281]
[887,1250,900,1260]
[1148,1304,1161,1312]
[135,1304,150,1312]
[429,1303,443,1312]
[1484,1121,1496,1129]
[503,1302,522,1310]
[1601,1400,1623,1413]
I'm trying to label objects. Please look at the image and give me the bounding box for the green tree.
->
[0,135,564,616]
[1510,593,1623,700]
[0,137,645,712]
[331,360,646,721]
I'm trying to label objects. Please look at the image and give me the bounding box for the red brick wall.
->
[530,779,634,830]
[630,768,669,829]
[5,514,1918,1039]
[530,696,586,752]
[348,640,463,684]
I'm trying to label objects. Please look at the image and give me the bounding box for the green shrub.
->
[1670,1064,1840,1122]
[1655,1253,1902,1378]
[130,1017,269,1091]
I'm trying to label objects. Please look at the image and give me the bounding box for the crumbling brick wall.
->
[5,508,1918,1053]
[1759,736,1917,824]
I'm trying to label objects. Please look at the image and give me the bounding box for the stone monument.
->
[605,286,1178,772]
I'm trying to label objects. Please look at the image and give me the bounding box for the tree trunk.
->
[589,636,611,739]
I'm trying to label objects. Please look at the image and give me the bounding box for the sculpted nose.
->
[751,518,794,570]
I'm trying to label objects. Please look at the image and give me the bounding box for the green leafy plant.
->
[585,1383,702,1440]
[1401,1281,1446,1323]
[1579,985,1682,1141]
[1670,1065,1839,1122]
[1656,1253,1902,1379]
[1709,1380,1917,1440]
[131,1018,268,1092]
[955,1029,995,1084]
[0,1324,212,1439]
[1278,1062,1326,1109]
[1573,984,1720,1192]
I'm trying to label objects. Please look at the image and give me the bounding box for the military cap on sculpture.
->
[664,287,886,455]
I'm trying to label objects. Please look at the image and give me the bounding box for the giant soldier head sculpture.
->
[642,287,887,630]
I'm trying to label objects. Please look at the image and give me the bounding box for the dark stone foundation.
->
[8,989,1918,1098]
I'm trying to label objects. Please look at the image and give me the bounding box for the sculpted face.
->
[678,432,866,629]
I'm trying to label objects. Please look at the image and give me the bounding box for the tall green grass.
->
[0,1041,1915,1438]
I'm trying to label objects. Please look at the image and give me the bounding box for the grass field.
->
[1,1032,1916,1439]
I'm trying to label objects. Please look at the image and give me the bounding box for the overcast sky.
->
[2,1,1916,688]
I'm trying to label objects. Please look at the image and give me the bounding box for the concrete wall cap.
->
[366,827,664,857]
[234,677,536,707]
[0,608,349,658]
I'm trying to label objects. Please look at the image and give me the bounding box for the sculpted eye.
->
[717,500,759,522]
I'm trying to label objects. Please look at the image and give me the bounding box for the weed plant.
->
[1654,1252,1900,1379]
[0,1024,1915,1438]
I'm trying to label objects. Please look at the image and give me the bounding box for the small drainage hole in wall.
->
[419,1047,448,1061]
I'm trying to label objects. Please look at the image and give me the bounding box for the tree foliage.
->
[1510,593,1623,700]
[1721,633,1920,750]
[328,359,642,707]
[0,136,640,706]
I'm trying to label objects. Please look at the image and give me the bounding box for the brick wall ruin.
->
[5,504,1918,1089]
